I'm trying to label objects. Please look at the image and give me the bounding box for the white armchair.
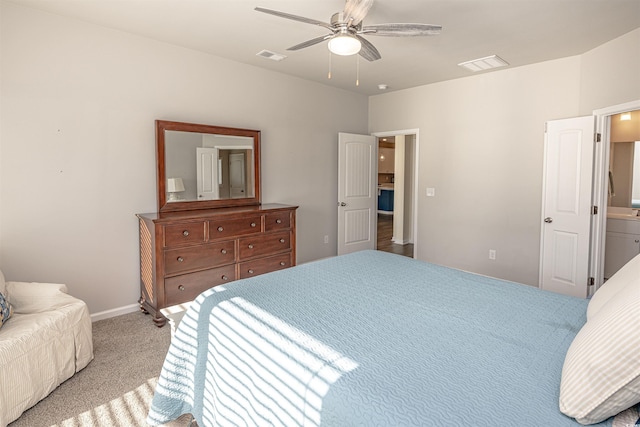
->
[0,270,94,426]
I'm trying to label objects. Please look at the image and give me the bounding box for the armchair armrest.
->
[6,281,74,314]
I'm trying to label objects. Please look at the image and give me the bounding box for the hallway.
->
[377,214,414,257]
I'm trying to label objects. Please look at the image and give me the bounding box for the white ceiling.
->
[9,0,640,96]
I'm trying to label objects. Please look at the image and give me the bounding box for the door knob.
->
[339,202,347,207]
[544,217,553,223]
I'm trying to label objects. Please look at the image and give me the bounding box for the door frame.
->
[592,100,640,290]
[372,129,420,258]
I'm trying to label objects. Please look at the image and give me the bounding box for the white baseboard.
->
[392,238,413,245]
[90,303,140,322]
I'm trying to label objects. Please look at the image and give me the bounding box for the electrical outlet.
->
[324,235,329,244]
[489,249,496,260]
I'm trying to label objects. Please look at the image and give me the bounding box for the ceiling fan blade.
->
[360,23,442,36]
[342,0,374,25]
[287,34,333,51]
[356,35,381,61]
[254,7,334,31]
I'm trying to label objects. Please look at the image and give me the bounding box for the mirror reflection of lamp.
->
[167,177,185,201]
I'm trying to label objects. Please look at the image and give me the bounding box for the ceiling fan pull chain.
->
[328,51,332,79]
[356,54,360,86]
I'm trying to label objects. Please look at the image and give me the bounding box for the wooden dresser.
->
[136,203,297,326]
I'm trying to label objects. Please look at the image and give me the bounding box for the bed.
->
[147,250,640,426]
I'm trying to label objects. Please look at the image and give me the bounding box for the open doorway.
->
[592,101,640,290]
[373,131,418,258]
[601,108,640,281]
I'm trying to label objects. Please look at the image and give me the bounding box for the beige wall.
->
[369,29,640,286]
[0,2,368,315]
[579,29,640,114]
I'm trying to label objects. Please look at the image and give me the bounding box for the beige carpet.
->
[8,311,193,427]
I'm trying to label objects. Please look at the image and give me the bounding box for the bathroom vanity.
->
[604,207,640,279]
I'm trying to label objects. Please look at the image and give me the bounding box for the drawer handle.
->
[276,219,282,224]
[178,285,185,291]
[248,244,254,249]
[222,275,229,281]
[177,257,184,262]
[221,249,227,255]
[279,238,286,243]
[182,230,190,237]
[280,261,286,266]
[248,269,254,274]
[250,222,257,228]
[217,226,224,232]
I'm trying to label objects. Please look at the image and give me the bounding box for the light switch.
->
[426,188,435,197]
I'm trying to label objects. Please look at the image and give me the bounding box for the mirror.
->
[609,141,640,208]
[608,110,640,209]
[156,120,261,212]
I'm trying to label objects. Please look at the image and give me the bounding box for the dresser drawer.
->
[238,231,291,260]
[239,253,292,279]
[164,241,236,276]
[165,265,236,306]
[164,222,206,247]
[209,215,262,240]
[265,211,291,231]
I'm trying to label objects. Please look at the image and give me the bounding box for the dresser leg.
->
[153,315,167,327]
[138,296,149,314]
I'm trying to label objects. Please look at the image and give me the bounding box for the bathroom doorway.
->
[603,108,640,280]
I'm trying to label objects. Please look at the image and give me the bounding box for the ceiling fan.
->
[255,0,442,61]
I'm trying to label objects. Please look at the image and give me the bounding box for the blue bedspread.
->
[148,250,613,426]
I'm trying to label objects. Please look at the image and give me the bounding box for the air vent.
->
[458,55,509,72]
[256,50,287,61]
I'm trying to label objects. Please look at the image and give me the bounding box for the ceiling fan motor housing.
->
[331,12,363,31]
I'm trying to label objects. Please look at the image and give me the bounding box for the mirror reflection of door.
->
[229,153,246,199]
[196,147,219,200]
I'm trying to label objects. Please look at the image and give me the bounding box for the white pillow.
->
[559,273,640,424]
[587,253,640,320]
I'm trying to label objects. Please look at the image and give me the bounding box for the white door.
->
[229,153,246,198]
[338,133,377,255]
[196,147,219,200]
[540,116,595,297]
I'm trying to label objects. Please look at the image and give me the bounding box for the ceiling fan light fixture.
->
[328,34,362,56]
